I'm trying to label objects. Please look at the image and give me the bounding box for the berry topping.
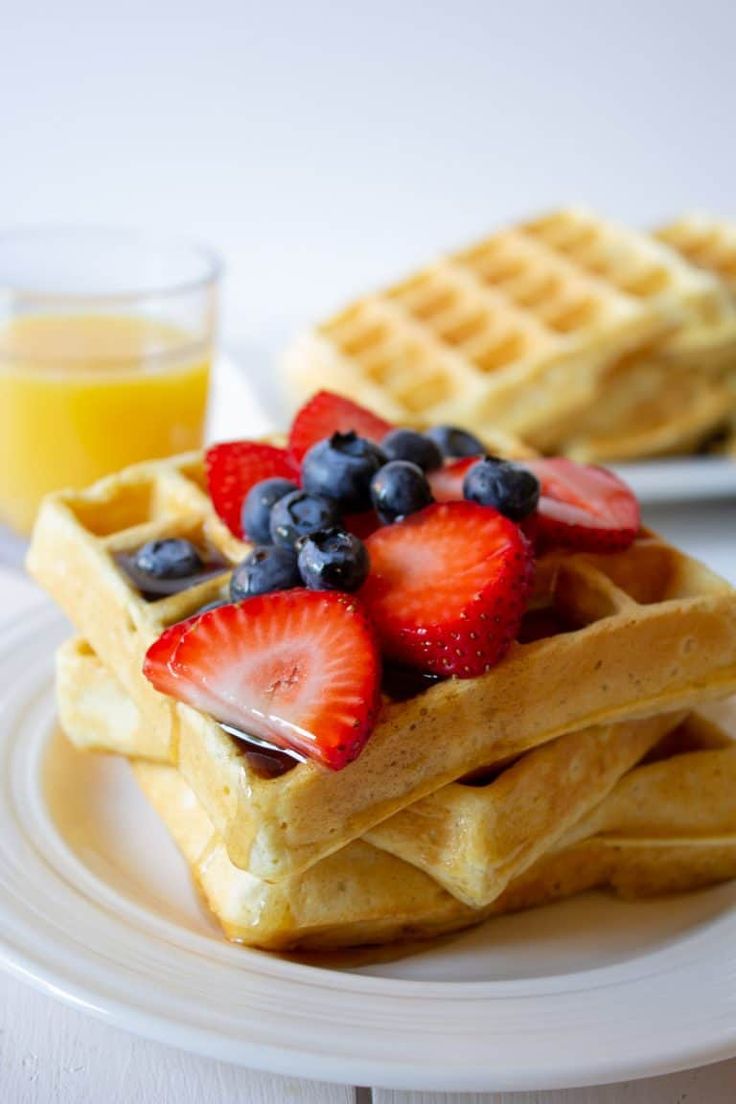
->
[206,441,296,538]
[361,501,534,678]
[370,460,433,524]
[143,617,197,698]
[230,545,301,599]
[380,428,442,472]
[463,458,540,521]
[134,538,203,581]
[269,489,341,548]
[242,477,299,544]
[425,425,485,459]
[301,431,386,511]
[427,456,479,502]
[288,390,392,466]
[525,458,640,552]
[297,527,369,592]
[343,509,382,541]
[143,590,382,770]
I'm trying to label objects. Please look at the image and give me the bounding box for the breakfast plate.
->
[1,604,735,1093]
[223,337,736,506]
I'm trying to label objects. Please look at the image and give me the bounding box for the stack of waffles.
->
[284,208,736,462]
[28,448,736,951]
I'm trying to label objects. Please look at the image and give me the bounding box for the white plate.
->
[611,457,736,504]
[223,340,736,506]
[1,607,736,1093]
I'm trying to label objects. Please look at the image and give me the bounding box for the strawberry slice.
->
[143,617,199,698]
[525,458,640,553]
[427,456,482,502]
[343,509,382,541]
[288,390,393,466]
[361,502,534,678]
[205,441,296,538]
[142,590,382,770]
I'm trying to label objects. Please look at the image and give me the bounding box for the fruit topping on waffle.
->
[142,391,641,769]
[205,441,297,539]
[288,390,392,464]
[360,501,534,677]
[526,457,641,552]
[144,590,382,770]
[117,538,230,601]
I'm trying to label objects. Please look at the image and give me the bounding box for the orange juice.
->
[0,314,210,533]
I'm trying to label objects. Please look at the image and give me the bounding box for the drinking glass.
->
[0,227,221,537]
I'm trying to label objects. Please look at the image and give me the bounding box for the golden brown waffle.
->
[655,214,736,448]
[560,213,736,461]
[283,207,726,450]
[559,357,735,462]
[29,450,736,883]
[130,709,736,950]
[656,214,736,299]
[56,636,683,907]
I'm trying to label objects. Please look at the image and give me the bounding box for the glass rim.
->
[0,224,223,303]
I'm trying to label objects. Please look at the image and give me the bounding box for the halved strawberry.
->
[525,458,640,553]
[205,441,296,538]
[360,502,534,678]
[343,509,382,541]
[143,617,199,698]
[288,390,393,466]
[427,456,482,502]
[142,590,382,770]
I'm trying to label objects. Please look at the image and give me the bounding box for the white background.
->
[1,2,736,1101]
[2,0,736,345]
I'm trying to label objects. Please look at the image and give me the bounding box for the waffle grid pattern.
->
[28,450,736,886]
[285,207,736,457]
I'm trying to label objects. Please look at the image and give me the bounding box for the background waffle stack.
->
[655,214,736,456]
[283,207,736,461]
[28,447,736,951]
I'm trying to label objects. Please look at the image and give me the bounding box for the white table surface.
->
[1,365,735,1101]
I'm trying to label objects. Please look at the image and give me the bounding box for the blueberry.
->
[269,489,341,547]
[301,431,386,511]
[134,538,203,580]
[381,428,442,472]
[462,458,540,521]
[242,477,298,543]
[230,545,301,599]
[370,460,433,524]
[426,425,485,458]
[297,528,369,592]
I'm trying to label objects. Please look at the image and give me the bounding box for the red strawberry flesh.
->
[427,456,482,502]
[288,390,393,465]
[143,617,199,698]
[361,501,534,678]
[525,458,640,552]
[143,590,382,770]
[206,441,296,539]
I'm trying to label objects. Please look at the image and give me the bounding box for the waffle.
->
[56,635,685,907]
[131,709,736,951]
[283,207,726,450]
[560,358,735,462]
[560,213,736,461]
[29,449,736,883]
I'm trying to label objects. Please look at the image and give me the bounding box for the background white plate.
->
[1,606,735,1093]
[221,339,736,506]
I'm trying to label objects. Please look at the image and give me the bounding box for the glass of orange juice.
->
[0,227,220,536]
